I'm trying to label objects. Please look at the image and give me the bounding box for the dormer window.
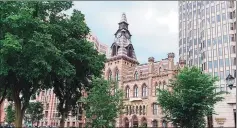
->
[134,71,138,80]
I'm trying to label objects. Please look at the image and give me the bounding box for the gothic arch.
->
[135,106,139,114]
[139,105,142,115]
[126,44,134,58]
[111,43,118,56]
[142,105,146,115]
[152,119,158,127]
[162,120,168,128]
[123,117,129,128]
[131,115,138,127]
[140,117,147,127]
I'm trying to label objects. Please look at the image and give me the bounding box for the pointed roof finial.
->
[120,12,127,23]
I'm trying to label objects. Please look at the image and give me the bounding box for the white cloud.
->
[69,1,179,63]
[156,9,178,33]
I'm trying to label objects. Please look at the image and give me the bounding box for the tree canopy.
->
[157,66,225,128]
[5,103,15,124]
[0,1,105,127]
[25,101,44,127]
[84,78,123,128]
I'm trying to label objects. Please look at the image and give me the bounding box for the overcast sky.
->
[67,1,178,63]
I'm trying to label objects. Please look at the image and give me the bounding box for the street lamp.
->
[226,74,235,90]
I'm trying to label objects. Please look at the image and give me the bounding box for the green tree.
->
[84,78,124,128]
[0,1,86,127]
[25,102,44,127]
[45,8,106,127]
[157,66,226,128]
[5,103,15,124]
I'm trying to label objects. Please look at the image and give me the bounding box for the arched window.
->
[142,84,148,97]
[134,71,138,80]
[143,105,146,115]
[115,69,119,81]
[132,106,135,114]
[152,120,158,127]
[112,45,117,56]
[162,120,167,128]
[139,106,142,115]
[127,46,133,57]
[108,70,112,81]
[125,106,128,115]
[135,106,138,114]
[153,103,158,115]
[134,85,138,97]
[125,86,130,98]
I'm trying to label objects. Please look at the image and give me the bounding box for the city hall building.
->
[104,13,183,127]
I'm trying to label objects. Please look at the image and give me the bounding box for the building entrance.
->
[132,115,138,127]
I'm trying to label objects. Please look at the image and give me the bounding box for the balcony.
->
[129,97,142,102]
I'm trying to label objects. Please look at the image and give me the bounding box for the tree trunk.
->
[13,92,25,128]
[37,120,39,127]
[60,112,66,128]
[14,102,23,127]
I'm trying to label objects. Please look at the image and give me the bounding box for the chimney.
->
[148,57,155,74]
[168,53,175,70]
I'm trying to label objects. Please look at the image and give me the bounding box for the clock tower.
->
[104,13,138,82]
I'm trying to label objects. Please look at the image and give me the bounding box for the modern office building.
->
[178,1,236,127]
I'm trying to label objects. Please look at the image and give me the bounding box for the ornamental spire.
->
[119,12,127,23]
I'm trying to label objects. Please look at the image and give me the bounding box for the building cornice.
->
[107,55,139,65]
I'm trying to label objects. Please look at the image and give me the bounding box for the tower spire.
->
[109,13,138,64]
[120,13,127,23]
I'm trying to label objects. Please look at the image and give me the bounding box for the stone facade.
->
[104,13,183,127]
[212,94,236,127]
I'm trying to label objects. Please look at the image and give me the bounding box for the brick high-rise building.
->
[178,1,236,127]
[87,33,108,57]
[104,13,183,127]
